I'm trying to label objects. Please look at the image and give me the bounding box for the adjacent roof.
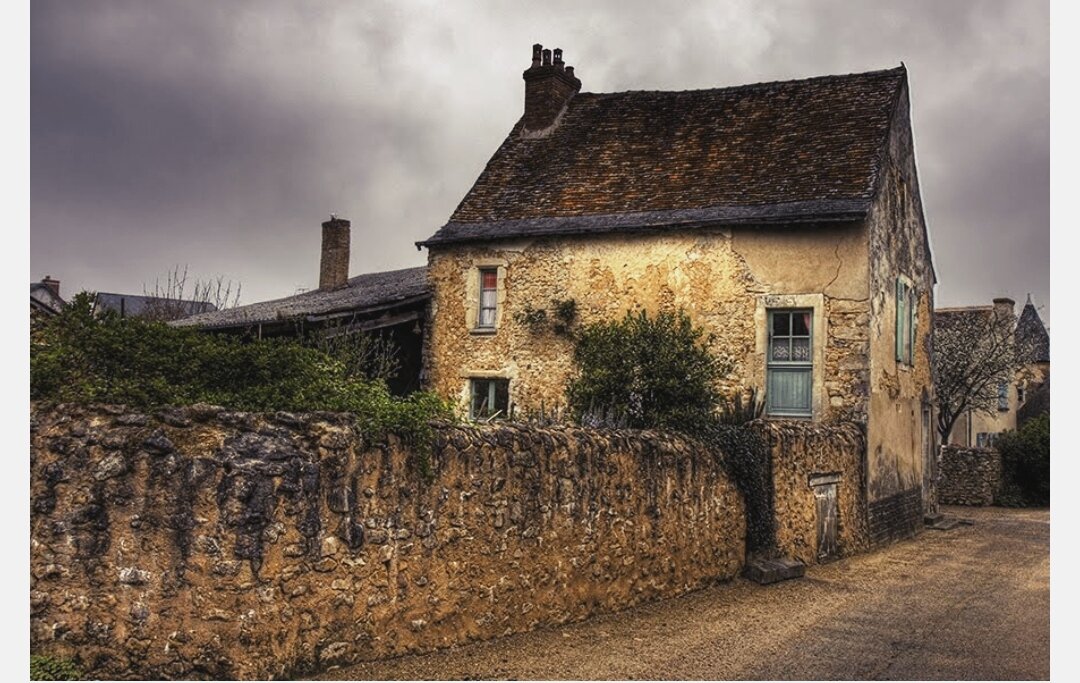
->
[1016,298,1050,363]
[420,66,906,247]
[30,283,65,315]
[94,292,218,319]
[173,266,430,330]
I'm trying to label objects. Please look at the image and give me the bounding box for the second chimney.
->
[41,275,60,299]
[320,216,351,290]
[522,43,581,133]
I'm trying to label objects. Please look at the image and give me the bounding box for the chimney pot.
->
[320,216,351,290]
[522,44,582,133]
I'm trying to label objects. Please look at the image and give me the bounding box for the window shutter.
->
[895,278,905,362]
[908,286,917,364]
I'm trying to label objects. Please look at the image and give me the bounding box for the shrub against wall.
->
[996,414,1050,506]
[30,292,452,457]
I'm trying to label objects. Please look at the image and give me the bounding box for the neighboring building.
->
[30,276,65,319]
[418,45,937,541]
[176,217,430,395]
[939,295,1050,447]
[93,292,218,320]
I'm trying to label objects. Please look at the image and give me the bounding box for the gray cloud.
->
[31,0,1049,323]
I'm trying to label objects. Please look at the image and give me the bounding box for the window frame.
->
[469,377,510,421]
[997,381,1009,411]
[476,267,499,330]
[766,308,814,418]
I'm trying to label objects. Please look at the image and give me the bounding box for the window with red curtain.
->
[478,268,498,328]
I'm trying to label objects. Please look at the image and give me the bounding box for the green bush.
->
[566,308,731,433]
[31,293,453,458]
[30,654,82,681]
[996,414,1050,506]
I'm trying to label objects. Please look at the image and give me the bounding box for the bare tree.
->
[310,322,402,384]
[141,265,242,322]
[933,306,1035,442]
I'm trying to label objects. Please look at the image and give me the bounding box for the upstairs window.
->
[478,268,498,329]
[766,310,813,418]
[997,381,1009,411]
[470,378,509,420]
[895,278,916,365]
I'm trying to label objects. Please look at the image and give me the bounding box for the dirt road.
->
[319,506,1049,680]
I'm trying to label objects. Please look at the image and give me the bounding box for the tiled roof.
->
[94,292,217,318]
[173,266,429,330]
[421,66,905,247]
[29,283,65,314]
[1016,300,1050,363]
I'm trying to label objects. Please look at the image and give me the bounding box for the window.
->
[976,432,999,448]
[1017,385,1026,405]
[766,310,813,417]
[470,378,509,420]
[477,268,498,329]
[997,381,1009,411]
[895,277,916,365]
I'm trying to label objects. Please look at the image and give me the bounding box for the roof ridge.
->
[577,65,905,99]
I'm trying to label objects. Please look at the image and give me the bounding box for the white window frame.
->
[766,309,814,418]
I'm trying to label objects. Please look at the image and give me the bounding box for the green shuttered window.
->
[766,310,813,417]
[895,277,916,365]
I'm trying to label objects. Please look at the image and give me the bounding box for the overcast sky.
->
[30,0,1049,324]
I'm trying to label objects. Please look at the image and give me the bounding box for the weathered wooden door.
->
[810,474,840,562]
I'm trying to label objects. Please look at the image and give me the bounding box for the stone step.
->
[743,556,806,585]
[927,517,962,531]
[924,512,945,526]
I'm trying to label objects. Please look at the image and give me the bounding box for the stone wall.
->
[938,445,1002,506]
[424,223,872,423]
[30,404,745,680]
[751,420,868,564]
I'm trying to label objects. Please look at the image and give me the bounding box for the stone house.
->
[30,275,65,319]
[417,45,937,541]
[176,217,431,396]
[937,295,1050,448]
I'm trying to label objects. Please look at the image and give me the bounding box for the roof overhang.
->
[417,198,871,249]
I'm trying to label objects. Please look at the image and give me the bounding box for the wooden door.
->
[811,475,839,562]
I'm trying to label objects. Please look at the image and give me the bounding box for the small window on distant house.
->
[470,378,509,420]
[1017,385,1026,405]
[766,310,813,418]
[477,268,498,329]
[895,278,916,365]
[997,381,1009,411]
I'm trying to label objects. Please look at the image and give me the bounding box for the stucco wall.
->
[864,80,935,535]
[30,404,745,680]
[425,224,870,423]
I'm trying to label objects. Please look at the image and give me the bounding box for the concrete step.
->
[744,556,806,585]
[924,512,945,526]
[927,517,962,531]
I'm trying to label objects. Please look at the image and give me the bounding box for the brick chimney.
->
[320,215,351,290]
[41,275,60,298]
[522,43,581,133]
[992,296,1016,321]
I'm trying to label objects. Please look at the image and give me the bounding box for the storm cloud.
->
[31,0,1049,322]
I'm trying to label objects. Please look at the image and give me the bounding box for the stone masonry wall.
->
[751,420,868,564]
[938,445,1002,506]
[30,404,745,680]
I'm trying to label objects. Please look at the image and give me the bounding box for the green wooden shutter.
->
[895,278,905,362]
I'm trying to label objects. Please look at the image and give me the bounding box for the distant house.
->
[175,217,430,395]
[937,295,1050,447]
[93,292,218,320]
[30,276,65,319]
[417,45,938,542]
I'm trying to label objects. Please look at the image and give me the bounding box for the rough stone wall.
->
[30,404,745,680]
[425,223,871,422]
[865,78,935,524]
[938,445,1002,506]
[751,420,868,564]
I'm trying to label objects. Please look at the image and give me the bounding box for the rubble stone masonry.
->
[30,403,744,679]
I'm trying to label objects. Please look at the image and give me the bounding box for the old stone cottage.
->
[417,45,937,541]
[937,295,1050,448]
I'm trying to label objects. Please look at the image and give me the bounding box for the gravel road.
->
[318,505,1049,680]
